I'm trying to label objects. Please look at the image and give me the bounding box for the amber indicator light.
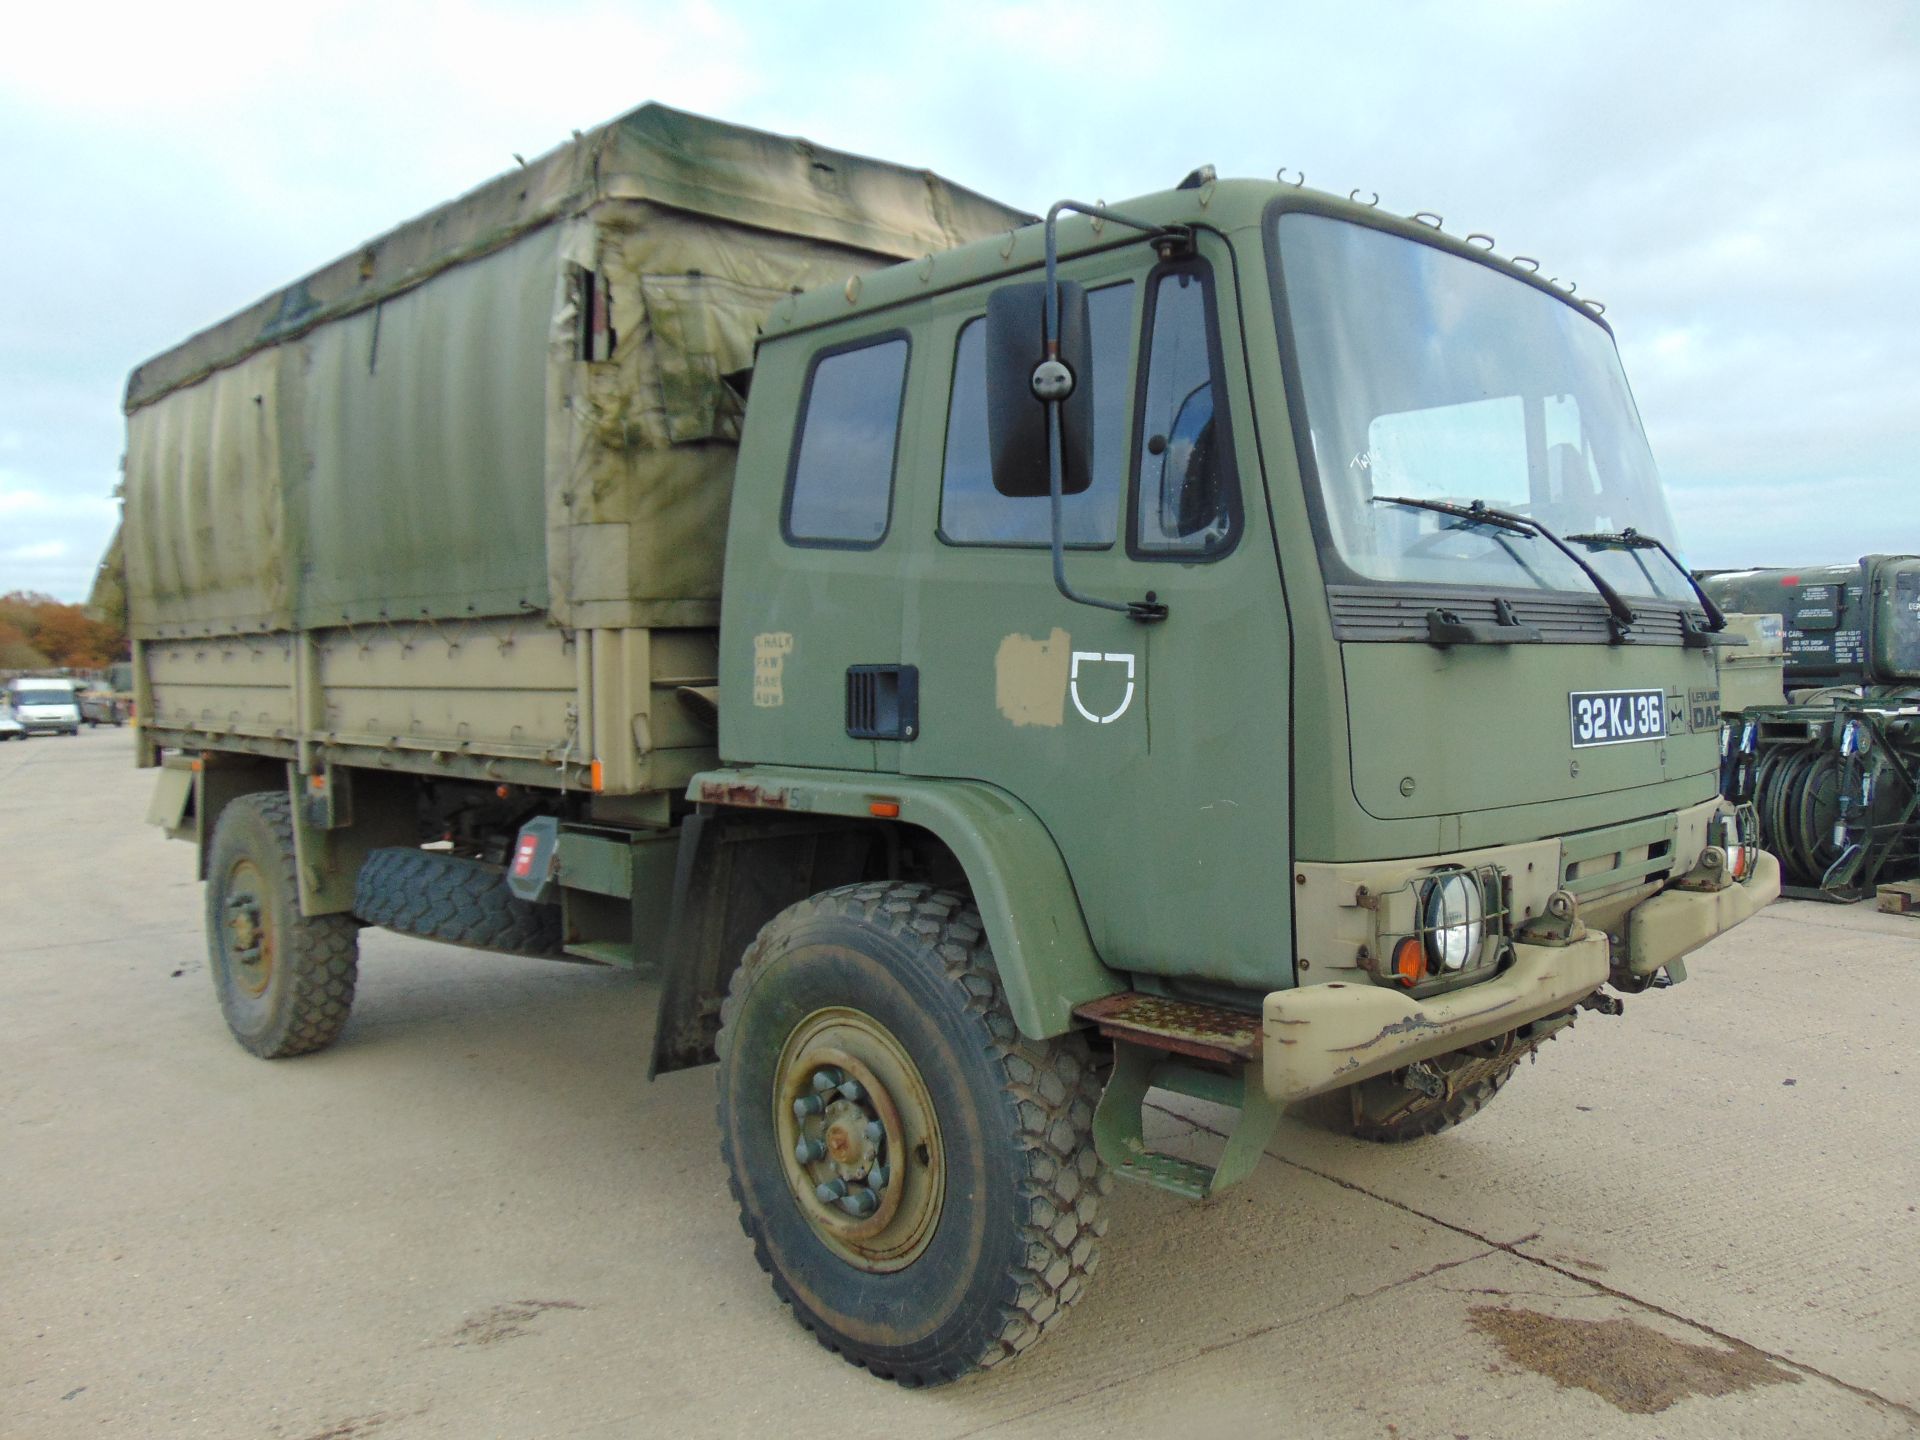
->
[1393,936,1426,987]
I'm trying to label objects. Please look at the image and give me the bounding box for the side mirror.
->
[984,280,1095,498]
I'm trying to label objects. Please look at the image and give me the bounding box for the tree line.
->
[0,591,130,671]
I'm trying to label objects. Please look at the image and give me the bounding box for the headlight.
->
[1421,870,1485,972]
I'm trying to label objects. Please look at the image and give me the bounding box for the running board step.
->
[1090,1040,1280,1201]
[1073,992,1263,1065]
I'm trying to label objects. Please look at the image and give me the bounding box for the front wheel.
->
[716,883,1109,1385]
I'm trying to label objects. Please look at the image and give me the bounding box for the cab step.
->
[1075,993,1277,1201]
[1074,991,1263,1064]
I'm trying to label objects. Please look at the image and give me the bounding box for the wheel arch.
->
[172,755,418,916]
[189,754,287,881]
[682,768,1124,1042]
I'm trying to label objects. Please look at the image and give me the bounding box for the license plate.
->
[1570,688,1667,748]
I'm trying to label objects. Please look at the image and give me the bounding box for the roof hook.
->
[1350,188,1379,207]
[1276,167,1306,187]
[1412,211,1444,228]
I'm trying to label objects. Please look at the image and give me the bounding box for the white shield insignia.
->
[1069,651,1137,725]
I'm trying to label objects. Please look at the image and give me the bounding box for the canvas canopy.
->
[120,104,1032,637]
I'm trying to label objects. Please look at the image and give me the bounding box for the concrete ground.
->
[3,726,1916,1439]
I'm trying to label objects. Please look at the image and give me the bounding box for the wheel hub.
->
[223,861,274,997]
[774,1009,944,1273]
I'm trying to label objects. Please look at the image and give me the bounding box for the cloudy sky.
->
[1,0,1914,602]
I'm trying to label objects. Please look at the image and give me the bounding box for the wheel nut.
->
[864,1119,885,1143]
[795,1138,826,1164]
[815,1178,848,1202]
[810,1067,845,1093]
[837,1079,866,1102]
[868,1164,889,1190]
[838,1187,879,1218]
[793,1094,825,1119]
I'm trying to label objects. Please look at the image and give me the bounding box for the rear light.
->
[510,832,540,879]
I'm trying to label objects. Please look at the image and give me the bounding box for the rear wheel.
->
[715,883,1109,1385]
[205,791,359,1057]
[1299,1034,1525,1143]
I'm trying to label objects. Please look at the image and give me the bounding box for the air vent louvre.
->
[845,665,919,741]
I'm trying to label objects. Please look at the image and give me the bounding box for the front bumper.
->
[1623,850,1780,977]
[1261,853,1780,1105]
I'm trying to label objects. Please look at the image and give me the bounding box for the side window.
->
[939,282,1135,546]
[1134,269,1237,557]
[784,337,909,547]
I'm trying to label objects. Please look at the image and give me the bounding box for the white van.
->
[6,678,82,736]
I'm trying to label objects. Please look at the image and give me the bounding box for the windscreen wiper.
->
[1566,527,1727,633]
[1373,495,1638,642]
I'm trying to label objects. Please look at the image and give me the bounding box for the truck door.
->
[721,328,916,775]
[898,238,1295,993]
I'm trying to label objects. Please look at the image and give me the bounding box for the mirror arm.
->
[1041,201,1182,625]
[1045,404,1166,622]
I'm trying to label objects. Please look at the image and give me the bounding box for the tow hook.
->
[1401,1061,1446,1098]
[1579,990,1626,1017]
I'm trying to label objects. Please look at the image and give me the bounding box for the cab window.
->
[939,282,1135,546]
[783,336,909,547]
[1133,268,1237,557]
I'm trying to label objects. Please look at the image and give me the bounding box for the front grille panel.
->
[1328,585,1706,645]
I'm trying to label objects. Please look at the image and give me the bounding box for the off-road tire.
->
[353,847,563,957]
[205,791,359,1058]
[1299,1042,1522,1144]
[715,882,1110,1386]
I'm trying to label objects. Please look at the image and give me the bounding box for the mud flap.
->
[144,758,196,838]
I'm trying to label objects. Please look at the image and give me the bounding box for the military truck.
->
[121,103,1778,1385]
[1703,557,1920,895]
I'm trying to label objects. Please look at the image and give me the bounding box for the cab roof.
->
[760,178,1609,342]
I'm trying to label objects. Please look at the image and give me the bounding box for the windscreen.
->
[12,688,73,707]
[1275,213,1695,604]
